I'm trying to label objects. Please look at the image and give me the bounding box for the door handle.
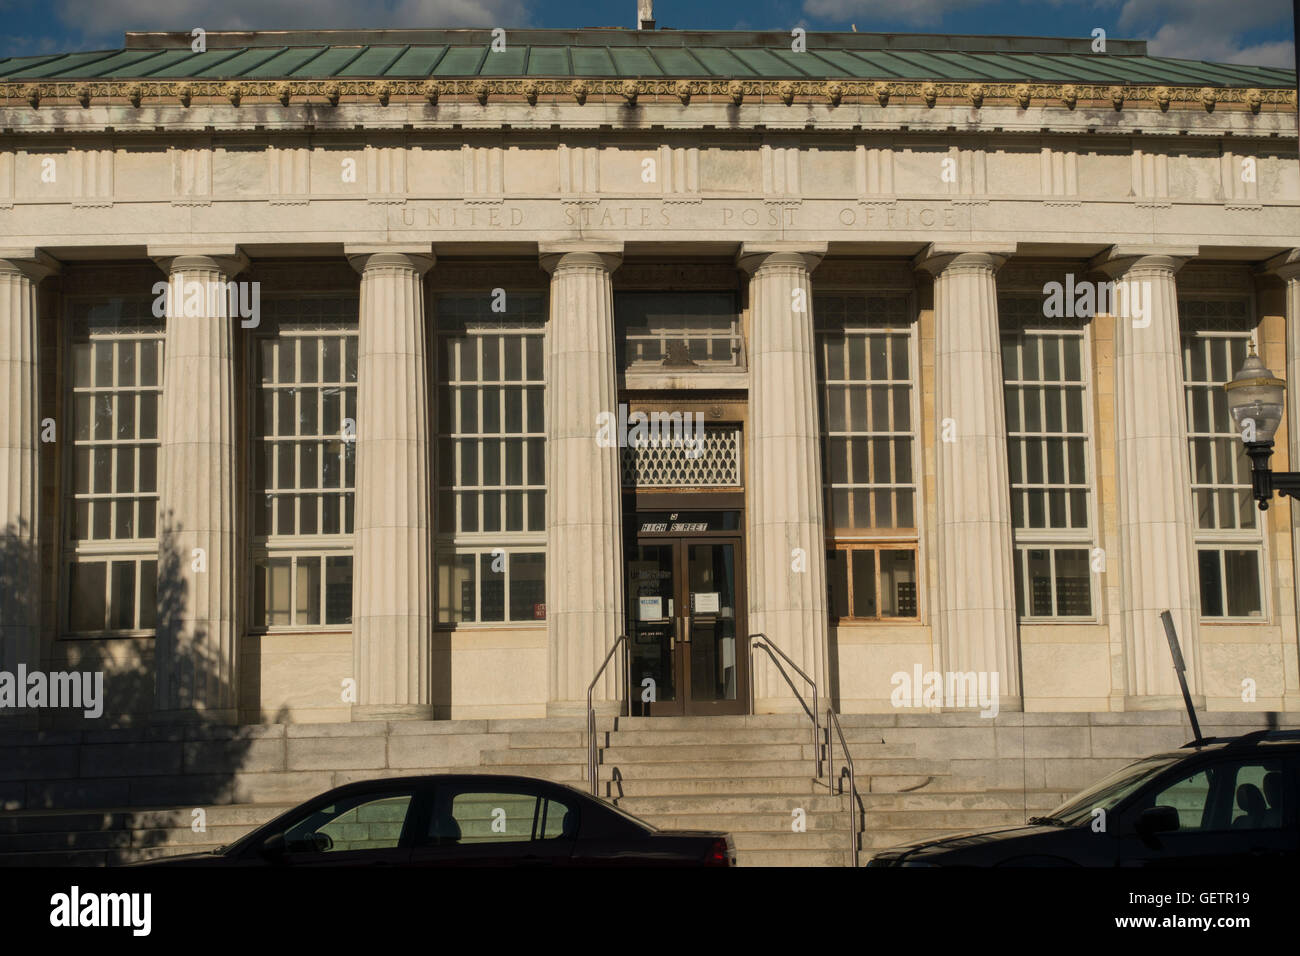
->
[682,616,691,644]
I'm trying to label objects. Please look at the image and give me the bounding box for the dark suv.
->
[867,729,1299,866]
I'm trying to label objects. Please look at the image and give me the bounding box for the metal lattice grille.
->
[621,426,742,488]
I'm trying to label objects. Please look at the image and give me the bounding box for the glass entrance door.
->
[626,536,746,716]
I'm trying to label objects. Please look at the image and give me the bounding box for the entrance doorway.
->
[625,511,748,716]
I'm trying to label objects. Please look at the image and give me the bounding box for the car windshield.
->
[1047,755,1182,825]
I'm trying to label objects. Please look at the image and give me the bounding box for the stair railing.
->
[746,633,821,779]
[586,633,629,796]
[824,707,861,867]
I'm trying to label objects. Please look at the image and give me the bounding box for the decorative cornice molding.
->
[1,78,1292,114]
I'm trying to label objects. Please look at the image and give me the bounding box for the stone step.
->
[601,775,819,797]
[737,848,851,867]
[861,829,973,850]
[615,794,848,815]
[636,811,848,832]
[604,728,911,749]
[857,791,1069,811]
[614,715,818,731]
[602,756,951,777]
[730,830,850,851]
[0,803,292,836]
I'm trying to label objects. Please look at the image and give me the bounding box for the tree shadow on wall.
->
[0,517,272,867]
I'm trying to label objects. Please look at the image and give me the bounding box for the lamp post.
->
[1225,345,1297,510]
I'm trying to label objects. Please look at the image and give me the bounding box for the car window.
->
[282,791,415,853]
[426,790,577,846]
[1148,769,1213,831]
[1131,758,1288,833]
[1227,760,1286,830]
[1050,756,1181,825]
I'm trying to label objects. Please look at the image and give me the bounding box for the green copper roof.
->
[0,29,1293,87]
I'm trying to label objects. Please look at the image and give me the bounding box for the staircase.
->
[0,712,1077,867]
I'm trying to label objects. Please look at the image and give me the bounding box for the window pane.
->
[69,562,106,631]
[826,551,849,619]
[1198,550,1224,617]
[297,557,322,626]
[139,560,157,630]
[438,552,477,624]
[1054,549,1092,616]
[851,550,877,618]
[325,556,353,625]
[509,553,545,622]
[1027,549,1053,616]
[880,550,917,617]
[1223,550,1262,617]
[480,552,505,622]
[109,561,136,630]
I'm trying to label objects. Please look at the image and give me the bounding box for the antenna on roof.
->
[638,0,656,30]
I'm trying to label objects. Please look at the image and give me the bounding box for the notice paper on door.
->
[638,596,663,621]
[693,592,720,614]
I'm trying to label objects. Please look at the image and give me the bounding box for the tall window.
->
[435,293,546,625]
[816,293,919,621]
[250,296,358,629]
[63,297,162,634]
[1180,295,1263,619]
[615,292,743,369]
[1000,298,1095,619]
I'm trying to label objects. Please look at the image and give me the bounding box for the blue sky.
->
[1,0,1294,67]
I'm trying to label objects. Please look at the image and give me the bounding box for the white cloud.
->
[1113,0,1294,66]
[801,0,989,28]
[53,0,531,49]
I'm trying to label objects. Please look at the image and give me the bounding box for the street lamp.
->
[1224,344,1294,510]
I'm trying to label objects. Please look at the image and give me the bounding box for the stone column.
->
[0,252,58,689]
[538,242,625,716]
[737,243,830,712]
[916,245,1022,711]
[346,248,436,720]
[151,249,247,722]
[1097,247,1202,707]
[1268,249,1300,708]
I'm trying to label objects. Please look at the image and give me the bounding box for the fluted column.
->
[738,243,830,712]
[538,242,624,716]
[0,252,58,693]
[1269,250,1300,706]
[347,248,436,720]
[1098,248,1202,707]
[152,249,246,722]
[917,246,1022,710]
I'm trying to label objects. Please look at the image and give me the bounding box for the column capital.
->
[736,242,826,275]
[345,243,436,276]
[1261,248,1300,282]
[1091,244,1198,279]
[538,241,623,275]
[0,250,61,283]
[913,243,1015,277]
[150,246,250,278]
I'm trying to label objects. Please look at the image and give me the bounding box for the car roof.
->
[1156,729,1300,759]
[321,773,587,794]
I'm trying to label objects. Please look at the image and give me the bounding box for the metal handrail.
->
[586,633,629,796]
[825,707,861,868]
[746,633,821,779]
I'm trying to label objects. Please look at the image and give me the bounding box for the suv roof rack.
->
[1182,729,1300,748]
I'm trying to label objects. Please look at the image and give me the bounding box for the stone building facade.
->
[0,28,1298,727]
